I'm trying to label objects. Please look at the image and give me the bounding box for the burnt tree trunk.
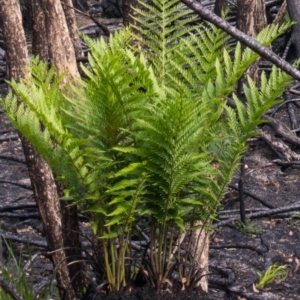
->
[123,0,139,27]
[214,0,228,17]
[61,0,83,58]
[41,0,80,78]
[287,0,300,59]
[237,0,266,35]
[30,0,48,59]
[0,1,76,300]
[35,0,85,296]
[237,0,267,83]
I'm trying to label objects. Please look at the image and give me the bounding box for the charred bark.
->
[287,0,300,59]
[0,1,76,299]
[0,275,23,300]
[123,0,139,27]
[0,1,28,80]
[61,0,83,58]
[41,0,80,78]
[30,0,48,60]
[21,147,77,300]
[35,0,85,296]
[237,0,266,36]
[237,0,267,84]
[214,0,228,17]
[179,0,300,81]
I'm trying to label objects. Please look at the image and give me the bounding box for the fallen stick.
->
[213,201,300,227]
[180,0,300,81]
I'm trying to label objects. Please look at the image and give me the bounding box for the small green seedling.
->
[235,219,262,235]
[256,264,289,289]
[288,212,300,220]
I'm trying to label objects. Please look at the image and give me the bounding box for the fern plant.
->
[1,0,293,294]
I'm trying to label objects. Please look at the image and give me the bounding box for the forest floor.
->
[2,11,300,300]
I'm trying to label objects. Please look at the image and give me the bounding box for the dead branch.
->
[263,115,300,147]
[211,243,267,255]
[1,232,47,248]
[273,0,287,24]
[61,2,110,36]
[229,184,275,208]
[0,212,39,219]
[213,201,300,227]
[228,285,272,300]
[0,179,32,190]
[180,0,300,81]
[0,275,24,300]
[0,133,19,142]
[209,263,236,286]
[0,202,36,212]
[0,154,26,163]
[260,130,300,160]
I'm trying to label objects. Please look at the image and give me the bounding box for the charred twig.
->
[281,36,292,60]
[179,0,300,81]
[0,133,19,142]
[219,207,270,215]
[270,98,300,116]
[209,263,236,286]
[0,154,26,163]
[289,83,300,95]
[0,275,24,300]
[213,201,300,227]
[238,157,246,224]
[285,92,298,129]
[61,2,110,36]
[273,0,287,24]
[263,115,300,147]
[261,130,300,161]
[0,202,36,212]
[0,179,32,190]
[266,158,300,167]
[0,128,15,134]
[229,184,275,208]
[0,212,39,219]
[211,243,267,255]
[290,88,300,95]
[1,232,47,248]
[228,285,271,300]
[266,0,284,8]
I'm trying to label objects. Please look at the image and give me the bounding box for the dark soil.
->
[85,283,207,300]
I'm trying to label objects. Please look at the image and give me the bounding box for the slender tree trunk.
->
[0,1,76,300]
[123,0,139,27]
[61,0,83,58]
[0,1,28,80]
[31,0,86,296]
[287,0,300,59]
[214,0,227,17]
[41,0,80,78]
[237,0,266,36]
[189,221,210,293]
[237,0,267,83]
[30,0,48,59]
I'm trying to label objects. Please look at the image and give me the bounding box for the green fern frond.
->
[132,0,198,86]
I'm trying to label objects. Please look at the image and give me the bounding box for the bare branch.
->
[180,0,300,81]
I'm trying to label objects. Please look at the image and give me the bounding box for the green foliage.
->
[256,264,289,289]
[1,0,293,292]
[235,218,262,235]
[0,241,34,300]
